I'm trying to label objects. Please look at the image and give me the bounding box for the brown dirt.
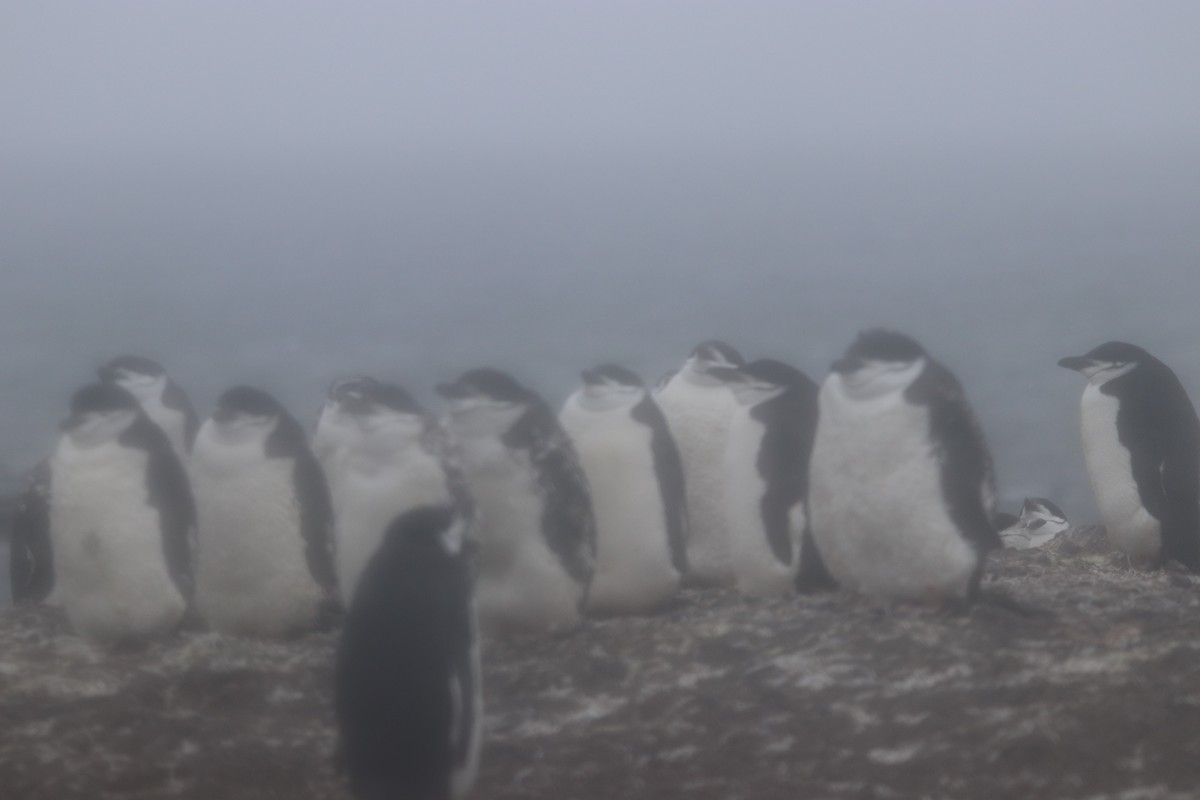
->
[3,526,1200,800]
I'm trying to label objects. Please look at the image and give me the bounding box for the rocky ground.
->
[3,528,1200,800]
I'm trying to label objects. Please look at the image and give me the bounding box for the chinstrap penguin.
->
[48,383,195,641]
[335,505,482,800]
[559,364,687,615]
[654,340,744,586]
[998,498,1069,550]
[191,386,338,637]
[709,359,826,598]
[98,355,198,459]
[323,377,473,606]
[1059,342,1200,570]
[808,330,1000,603]
[438,368,595,634]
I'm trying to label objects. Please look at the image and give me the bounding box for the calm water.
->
[2,147,1199,554]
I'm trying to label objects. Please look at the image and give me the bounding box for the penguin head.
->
[346,379,428,445]
[313,377,372,458]
[1057,341,1147,386]
[437,368,538,437]
[1020,497,1068,534]
[61,383,142,446]
[210,386,285,443]
[1000,497,1069,548]
[379,505,474,565]
[829,329,928,400]
[575,364,646,411]
[709,359,811,406]
[97,355,168,403]
[684,340,745,384]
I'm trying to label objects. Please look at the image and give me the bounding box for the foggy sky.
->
[4,2,1200,161]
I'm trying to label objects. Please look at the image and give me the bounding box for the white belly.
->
[656,379,736,584]
[724,412,800,597]
[191,442,323,638]
[1079,384,1161,563]
[560,407,678,614]
[334,450,454,605]
[50,439,185,641]
[808,382,978,601]
[459,437,583,633]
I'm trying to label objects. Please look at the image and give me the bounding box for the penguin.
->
[998,498,1069,550]
[335,505,482,800]
[9,461,53,606]
[808,330,1000,603]
[191,386,338,637]
[654,340,744,585]
[324,377,473,605]
[10,357,197,607]
[558,364,687,615]
[47,383,194,641]
[438,368,595,634]
[98,356,198,459]
[313,377,373,501]
[1058,342,1200,570]
[708,359,822,598]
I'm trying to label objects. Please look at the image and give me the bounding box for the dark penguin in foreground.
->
[808,330,999,602]
[558,364,688,614]
[439,368,595,634]
[191,386,338,637]
[48,383,194,640]
[98,355,198,459]
[336,505,481,800]
[709,359,826,597]
[1059,342,1200,570]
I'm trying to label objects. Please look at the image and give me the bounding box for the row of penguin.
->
[11,330,1196,799]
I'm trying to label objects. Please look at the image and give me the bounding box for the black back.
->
[904,356,1001,595]
[118,409,197,597]
[502,395,597,589]
[1098,347,1200,570]
[9,461,54,605]
[631,392,689,576]
[335,506,476,800]
[743,360,820,568]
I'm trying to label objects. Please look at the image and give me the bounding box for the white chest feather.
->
[1079,384,1161,562]
[656,377,737,583]
[50,438,184,640]
[335,447,454,604]
[455,433,583,632]
[560,403,677,613]
[190,427,322,636]
[808,380,977,600]
[723,410,801,597]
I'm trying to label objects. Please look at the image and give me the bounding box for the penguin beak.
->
[830,357,862,375]
[580,369,601,386]
[212,408,236,423]
[97,366,118,383]
[60,414,83,432]
[1057,356,1092,372]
